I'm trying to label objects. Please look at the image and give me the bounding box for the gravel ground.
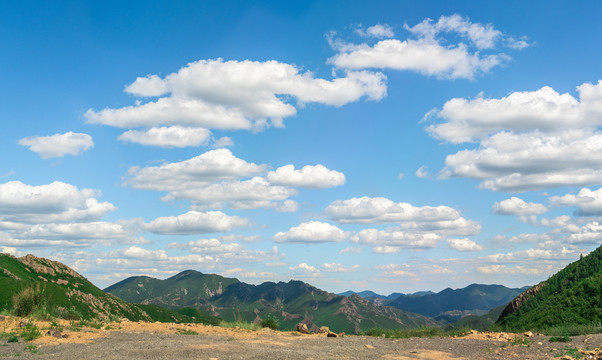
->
[2,330,601,359]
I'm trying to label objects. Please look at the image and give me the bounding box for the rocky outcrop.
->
[498,282,546,319]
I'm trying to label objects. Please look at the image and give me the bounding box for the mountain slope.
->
[387,284,525,318]
[497,245,602,331]
[0,253,214,323]
[106,270,438,334]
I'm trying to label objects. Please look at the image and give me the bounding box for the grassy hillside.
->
[497,245,602,332]
[106,271,439,334]
[0,253,216,324]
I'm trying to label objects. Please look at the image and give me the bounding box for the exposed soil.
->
[1,316,601,359]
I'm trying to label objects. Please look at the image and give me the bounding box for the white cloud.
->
[165,177,297,210]
[415,166,429,178]
[325,196,461,224]
[550,187,602,216]
[212,136,234,148]
[374,264,417,278]
[339,246,362,254]
[267,164,345,188]
[405,14,502,50]
[275,200,299,213]
[356,24,395,38]
[447,238,484,252]
[145,210,251,235]
[167,238,283,263]
[329,15,525,80]
[289,262,319,273]
[118,126,211,148]
[0,181,115,224]
[321,263,360,272]
[428,81,602,192]
[18,132,93,159]
[351,228,441,251]
[427,85,590,143]
[126,149,266,191]
[274,221,348,243]
[492,197,548,216]
[86,58,386,130]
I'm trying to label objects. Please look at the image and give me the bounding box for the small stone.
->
[47,328,62,338]
[327,331,337,337]
[584,336,592,343]
[537,342,543,346]
[18,319,31,327]
[318,326,330,334]
[296,323,309,334]
[524,331,534,337]
[0,315,5,321]
[61,334,69,338]
[364,345,375,349]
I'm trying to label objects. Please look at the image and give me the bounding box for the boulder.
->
[318,326,330,334]
[296,323,309,334]
[47,328,62,338]
[327,331,337,337]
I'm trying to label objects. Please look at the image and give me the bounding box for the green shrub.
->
[19,324,42,342]
[12,284,45,317]
[260,314,279,330]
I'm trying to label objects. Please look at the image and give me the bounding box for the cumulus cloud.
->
[0,181,115,224]
[430,81,602,192]
[126,149,266,191]
[86,58,386,131]
[492,197,548,216]
[289,262,319,273]
[274,221,348,243]
[351,228,441,252]
[321,263,360,272]
[447,238,484,252]
[356,24,395,38]
[167,239,283,263]
[325,196,461,224]
[329,15,526,80]
[144,210,251,235]
[126,149,346,210]
[18,132,93,159]
[266,164,345,188]
[118,126,211,148]
[550,187,602,216]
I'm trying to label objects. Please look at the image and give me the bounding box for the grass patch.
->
[365,326,447,339]
[220,321,261,331]
[19,324,41,342]
[549,335,572,342]
[260,314,279,330]
[552,347,583,359]
[176,328,199,335]
[25,345,38,354]
[509,335,530,347]
[544,324,602,336]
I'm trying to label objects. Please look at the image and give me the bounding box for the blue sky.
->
[2,1,602,294]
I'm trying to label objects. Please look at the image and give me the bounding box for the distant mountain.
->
[387,284,526,318]
[106,270,439,334]
[338,290,431,301]
[497,245,602,331]
[445,305,506,332]
[0,253,212,323]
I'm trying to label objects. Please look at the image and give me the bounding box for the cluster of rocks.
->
[295,323,340,337]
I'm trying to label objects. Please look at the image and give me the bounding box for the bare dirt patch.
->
[1,316,602,359]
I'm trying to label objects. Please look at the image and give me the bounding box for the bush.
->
[260,314,279,330]
[20,324,42,342]
[12,284,45,317]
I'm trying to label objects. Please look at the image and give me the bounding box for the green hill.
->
[0,253,216,324]
[105,270,439,334]
[497,245,602,332]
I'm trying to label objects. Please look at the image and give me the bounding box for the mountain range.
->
[105,270,438,334]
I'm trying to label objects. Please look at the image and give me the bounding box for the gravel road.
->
[2,329,601,359]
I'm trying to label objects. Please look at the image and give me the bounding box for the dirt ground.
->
[1,316,601,359]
